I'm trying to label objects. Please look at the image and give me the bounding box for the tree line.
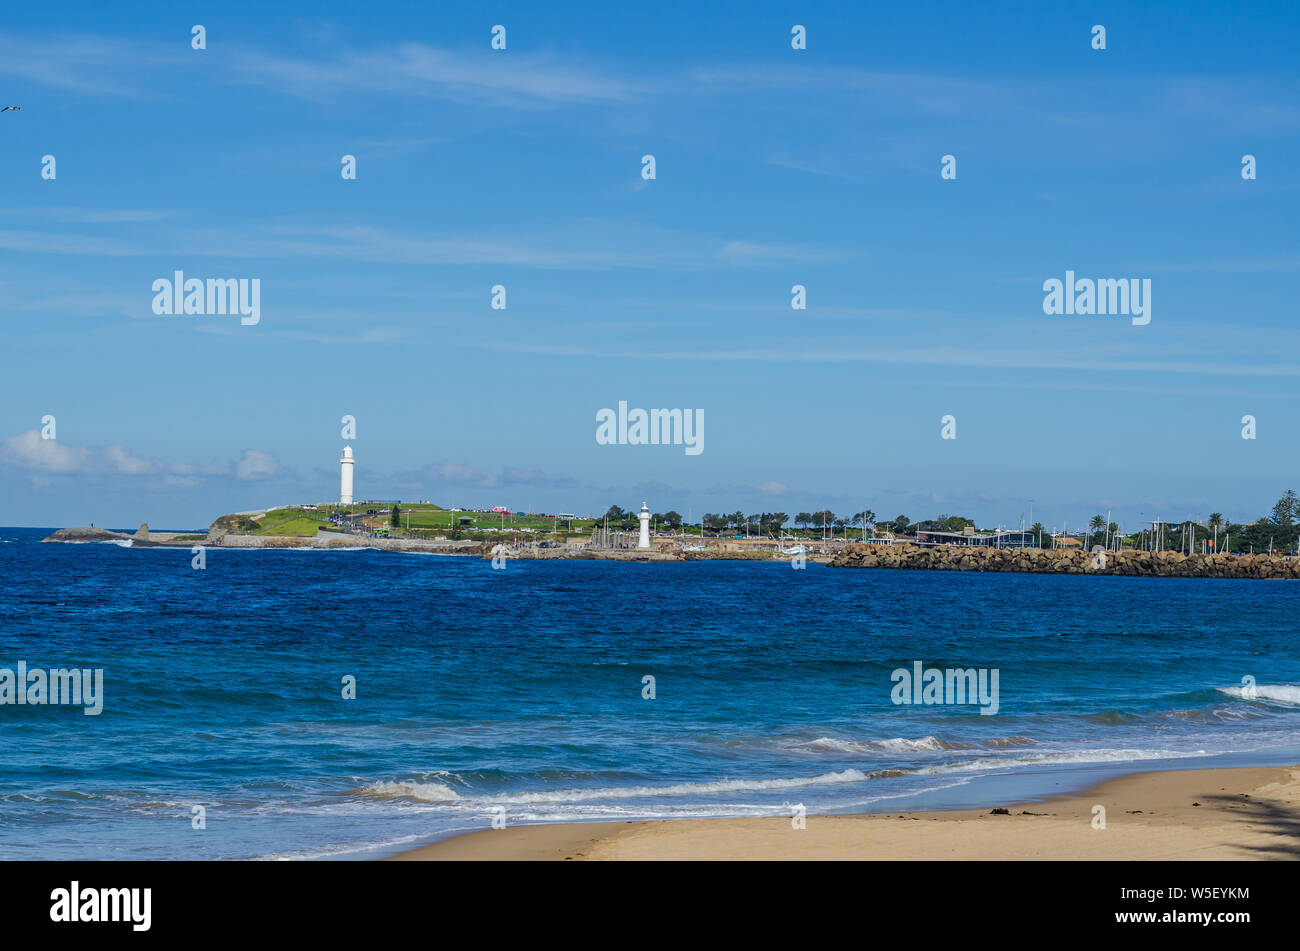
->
[597,490,1300,552]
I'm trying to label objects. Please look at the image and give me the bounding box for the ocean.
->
[2,525,1298,860]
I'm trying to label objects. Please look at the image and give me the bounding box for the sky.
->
[2,1,1299,531]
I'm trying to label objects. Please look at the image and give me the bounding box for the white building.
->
[340,445,355,504]
[638,502,651,549]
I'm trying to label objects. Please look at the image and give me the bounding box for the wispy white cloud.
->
[0,31,641,107]
[714,240,858,266]
[0,218,850,271]
[234,449,283,481]
[0,208,177,224]
[2,430,90,475]
[473,339,1300,378]
[229,43,645,106]
[0,430,281,487]
[394,461,583,492]
[0,33,185,97]
[0,229,145,257]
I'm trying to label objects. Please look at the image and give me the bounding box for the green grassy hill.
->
[250,508,335,537]
[213,503,596,538]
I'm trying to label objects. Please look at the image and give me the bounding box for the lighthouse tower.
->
[340,445,355,504]
[638,502,651,549]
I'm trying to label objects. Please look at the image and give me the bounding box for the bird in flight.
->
[0,106,20,112]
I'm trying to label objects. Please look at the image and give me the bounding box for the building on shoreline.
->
[914,527,1034,549]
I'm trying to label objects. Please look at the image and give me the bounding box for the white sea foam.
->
[363,768,873,806]
[485,768,874,804]
[256,832,439,861]
[793,734,1035,754]
[798,735,952,754]
[363,743,1212,809]
[362,781,460,802]
[1219,683,1300,705]
[916,746,1208,774]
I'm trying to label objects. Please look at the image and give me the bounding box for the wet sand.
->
[388,765,1300,861]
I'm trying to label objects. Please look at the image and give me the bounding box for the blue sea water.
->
[1,525,1299,860]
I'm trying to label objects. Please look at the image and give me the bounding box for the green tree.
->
[1270,490,1299,526]
[795,512,812,533]
[390,505,401,528]
[761,512,789,535]
[891,515,910,535]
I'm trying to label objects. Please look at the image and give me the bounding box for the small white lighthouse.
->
[340,445,355,504]
[638,502,651,549]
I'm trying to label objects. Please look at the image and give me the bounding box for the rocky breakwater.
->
[828,543,1300,579]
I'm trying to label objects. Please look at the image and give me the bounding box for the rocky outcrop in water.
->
[41,527,129,543]
[828,543,1300,579]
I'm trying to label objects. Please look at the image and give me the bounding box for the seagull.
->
[0,106,20,112]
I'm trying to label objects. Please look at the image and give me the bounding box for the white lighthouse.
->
[638,502,651,549]
[340,445,355,504]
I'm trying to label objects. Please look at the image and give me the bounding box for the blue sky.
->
[2,1,1299,531]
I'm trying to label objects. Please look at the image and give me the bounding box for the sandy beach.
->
[389,765,1300,861]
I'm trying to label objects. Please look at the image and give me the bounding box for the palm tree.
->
[1088,514,1105,548]
[1208,513,1224,552]
[1029,521,1046,548]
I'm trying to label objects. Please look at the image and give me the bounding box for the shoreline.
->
[38,527,833,561]
[387,764,1300,860]
[35,528,1300,574]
